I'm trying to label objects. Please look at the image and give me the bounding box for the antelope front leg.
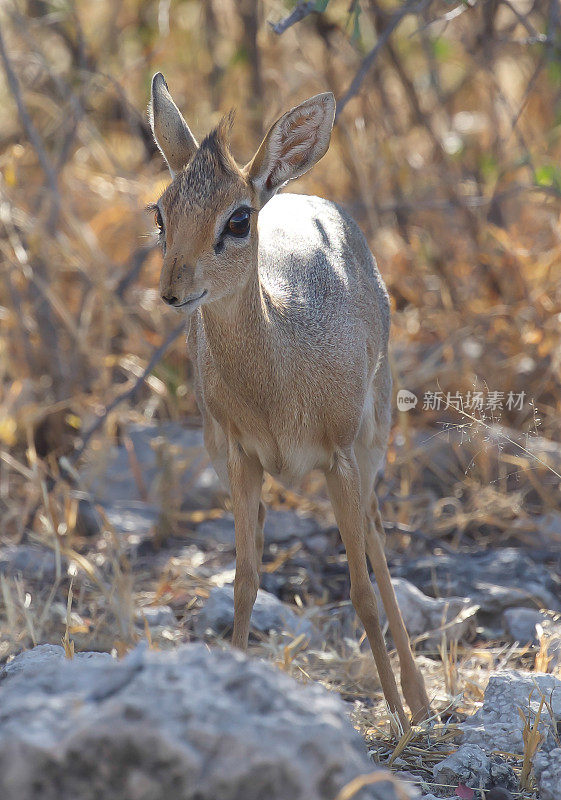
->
[325,449,410,732]
[227,439,263,651]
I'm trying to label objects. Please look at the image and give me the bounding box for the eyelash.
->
[147,203,166,251]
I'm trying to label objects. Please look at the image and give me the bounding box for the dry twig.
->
[336,0,429,119]
[270,1,317,36]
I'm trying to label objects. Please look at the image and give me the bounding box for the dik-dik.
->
[148,73,430,728]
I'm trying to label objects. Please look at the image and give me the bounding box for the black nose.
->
[162,294,178,306]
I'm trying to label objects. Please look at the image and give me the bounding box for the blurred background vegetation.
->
[1,0,561,589]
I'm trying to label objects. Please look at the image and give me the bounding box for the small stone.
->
[374,578,476,647]
[75,498,103,537]
[305,533,329,554]
[534,748,561,800]
[503,607,544,644]
[431,747,517,797]
[486,789,514,800]
[194,585,321,646]
[488,757,518,792]
[82,423,225,512]
[433,743,490,787]
[264,510,319,544]
[0,545,60,581]
[393,548,561,615]
[197,509,319,549]
[135,605,175,628]
[102,502,159,540]
[461,671,561,753]
[0,644,111,683]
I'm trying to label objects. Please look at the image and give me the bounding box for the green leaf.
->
[479,153,498,182]
[432,37,453,60]
[351,9,361,43]
[547,59,561,86]
[535,164,561,190]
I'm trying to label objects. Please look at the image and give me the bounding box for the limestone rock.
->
[194,585,321,646]
[461,671,561,753]
[534,748,561,800]
[374,578,476,647]
[0,642,412,800]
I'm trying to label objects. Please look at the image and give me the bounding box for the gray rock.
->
[374,578,476,647]
[135,605,176,628]
[433,743,490,787]
[196,515,237,546]
[433,744,517,793]
[0,642,410,800]
[264,509,319,543]
[75,497,104,537]
[194,585,321,646]
[461,671,561,753]
[488,757,518,792]
[83,423,225,511]
[0,545,60,581]
[197,509,319,549]
[503,607,545,644]
[103,501,159,539]
[537,511,561,543]
[534,748,561,800]
[485,790,515,800]
[0,644,111,682]
[306,533,330,554]
[393,548,561,615]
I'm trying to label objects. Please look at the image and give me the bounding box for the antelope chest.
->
[203,373,332,483]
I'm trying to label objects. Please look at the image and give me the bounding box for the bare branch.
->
[0,24,60,226]
[501,0,540,38]
[336,0,429,119]
[270,1,317,36]
[410,0,476,36]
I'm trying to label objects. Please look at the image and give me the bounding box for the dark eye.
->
[227,208,251,238]
[154,207,164,233]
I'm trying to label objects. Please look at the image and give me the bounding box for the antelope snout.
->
[159,256,193,307]
[160,283,209,310]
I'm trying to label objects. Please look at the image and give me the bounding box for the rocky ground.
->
[1,421,561,799]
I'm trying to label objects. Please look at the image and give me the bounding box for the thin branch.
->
[0,24,60,227]
[410,0,477,36]
[336,0,429,119]
[500,0,540,38]
[72,320,186,462]
[270,1,317,35]
[116,244,156,299]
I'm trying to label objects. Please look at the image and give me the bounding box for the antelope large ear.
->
[149,73,198,177]
[245,93,335,206]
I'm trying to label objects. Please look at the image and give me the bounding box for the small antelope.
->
[148,73,430,728]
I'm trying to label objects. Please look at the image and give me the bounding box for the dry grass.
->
[1,1,561,797]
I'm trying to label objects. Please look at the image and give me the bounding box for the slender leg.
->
[366,493,431,723]
[256,501,266,567]
[227,439,263,651]
[325,449,410,732]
